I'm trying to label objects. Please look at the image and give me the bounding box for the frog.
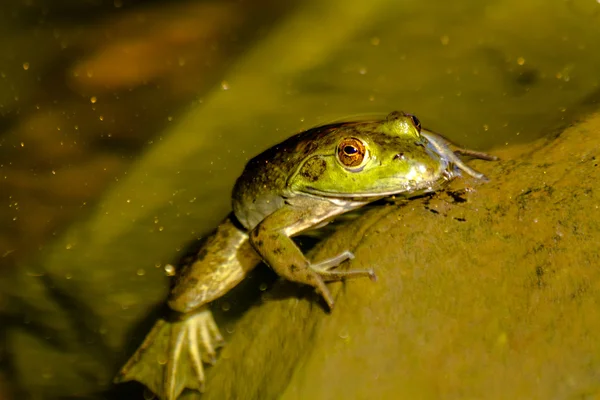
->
[115,111,496,400]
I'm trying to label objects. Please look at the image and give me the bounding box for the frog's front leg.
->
[421,129,498,180]
[249,204,375,310]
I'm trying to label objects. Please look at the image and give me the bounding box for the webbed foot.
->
[115,306,224,400]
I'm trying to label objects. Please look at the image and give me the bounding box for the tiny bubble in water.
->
[164,264,176,276]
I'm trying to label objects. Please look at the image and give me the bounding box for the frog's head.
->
[288,111,449,199]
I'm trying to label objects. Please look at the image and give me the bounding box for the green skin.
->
[115,111,496,400]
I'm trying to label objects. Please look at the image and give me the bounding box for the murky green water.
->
[1,0,599,399]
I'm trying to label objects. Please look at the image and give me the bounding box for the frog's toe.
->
[454,148,499,161]
[311,251,377,282]
[188,308,224,364]
[318,267,377,282]
[166,308,225,398]
[115,307,225,400]
[312,250,355,271]
[197,324,217,364]
[206,314,225,344]
[178,321,206,392]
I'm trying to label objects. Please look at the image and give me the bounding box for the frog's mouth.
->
[301,176,452,200]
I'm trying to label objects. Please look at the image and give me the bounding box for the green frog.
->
[115,111,496,400]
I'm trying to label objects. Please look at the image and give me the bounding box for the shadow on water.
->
[0,302,67,400]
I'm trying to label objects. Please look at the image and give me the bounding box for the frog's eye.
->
[337,137,368,170]
[408,114,422,133]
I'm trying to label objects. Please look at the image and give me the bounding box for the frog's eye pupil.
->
[343,145,358,155]
[409,114,422,132]
[337,138,367,169]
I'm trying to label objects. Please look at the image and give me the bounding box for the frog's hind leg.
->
[116,306,224,400]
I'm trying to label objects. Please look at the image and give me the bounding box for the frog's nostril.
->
[393,153,405,161]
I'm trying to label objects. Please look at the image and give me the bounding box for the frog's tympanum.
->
[115,111,496,399]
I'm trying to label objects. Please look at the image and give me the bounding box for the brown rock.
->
[200,113,600,400]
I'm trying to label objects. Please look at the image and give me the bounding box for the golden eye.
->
[337,137,367,169]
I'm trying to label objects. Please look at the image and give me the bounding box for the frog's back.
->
[232,122,361,230]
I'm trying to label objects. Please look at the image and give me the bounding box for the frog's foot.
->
[311,250,377,282]
[115,306,224,400]
[165,308,224,396]
[306,250,376,310]
[421,129,497,181]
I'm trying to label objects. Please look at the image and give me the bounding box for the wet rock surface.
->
[199,113,600,400]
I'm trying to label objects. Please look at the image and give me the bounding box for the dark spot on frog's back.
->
[175,277,198,293]
[299,157,327,182]
[252,225,265,238]
[295,139,319,156]
[196,247,209,262]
